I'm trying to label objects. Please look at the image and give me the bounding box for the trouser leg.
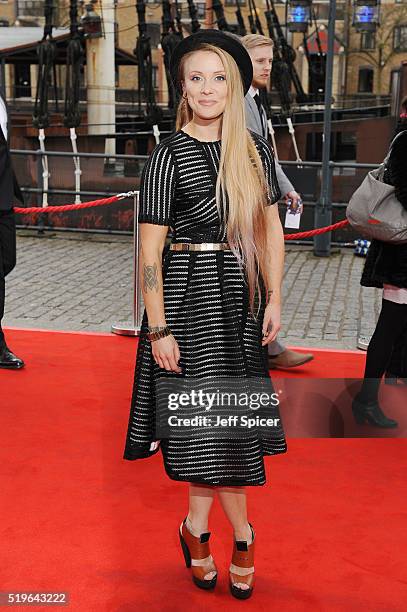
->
[267,339,285,357]
[0,209,17,346]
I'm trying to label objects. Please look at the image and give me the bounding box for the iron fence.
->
[11,147,380,246]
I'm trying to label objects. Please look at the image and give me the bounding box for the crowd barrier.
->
[14,193,351,336]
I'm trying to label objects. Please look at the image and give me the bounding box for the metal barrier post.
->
[36,151,43,208]
[314,163,334,255]
[36,149,46,234]
[111,192,142,336]
[313,0,336,257]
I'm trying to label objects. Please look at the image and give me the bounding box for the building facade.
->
[344,0,407,96]
[1,1,406,104]
[0,0,16,26]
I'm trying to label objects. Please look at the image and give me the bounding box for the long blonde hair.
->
[176,44,271,319]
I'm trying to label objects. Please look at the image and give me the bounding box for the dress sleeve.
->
[138,142,177,225]
[255,135,282,205]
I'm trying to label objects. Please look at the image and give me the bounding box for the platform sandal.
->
[229,522,255,600]
[179,517,217,590]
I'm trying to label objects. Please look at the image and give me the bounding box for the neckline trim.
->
[179,130,221,144]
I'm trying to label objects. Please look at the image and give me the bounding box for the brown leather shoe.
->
[179,517,217,590]
[268,348,314,369]
[229,523,255,600]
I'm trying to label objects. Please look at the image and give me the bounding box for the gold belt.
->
[169,242,231,252]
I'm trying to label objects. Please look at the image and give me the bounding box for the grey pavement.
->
[4,230,382,350]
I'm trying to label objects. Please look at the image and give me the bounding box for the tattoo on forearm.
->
[143,263,159,292]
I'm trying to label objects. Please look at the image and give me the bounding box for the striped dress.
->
[123,129,287,486]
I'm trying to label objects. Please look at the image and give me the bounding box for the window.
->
[313,1,345,21]
[225,0,245,5]
[394,25,407,52]
[14,63,31,98]
[17,0,45,18]
[360,32,375,50]
[180,2,205,19]
[196,2,205,19]
[358,67,374,93]
[146,23,160,47]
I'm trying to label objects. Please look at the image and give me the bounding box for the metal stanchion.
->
[313,0,336,257]
[357,336,370,351]
[111,192,143,336]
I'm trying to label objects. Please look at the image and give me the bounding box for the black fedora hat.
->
[169,29,253,96]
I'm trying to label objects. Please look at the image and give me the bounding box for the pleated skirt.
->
[123,249,287,486]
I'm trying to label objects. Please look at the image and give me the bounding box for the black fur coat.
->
[361,130,407,289]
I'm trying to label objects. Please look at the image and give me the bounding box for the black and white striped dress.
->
[123,129,287,486]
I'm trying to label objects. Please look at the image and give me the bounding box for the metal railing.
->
[11,148,148,209]
[11,147,381,246]
[5,91,392,115]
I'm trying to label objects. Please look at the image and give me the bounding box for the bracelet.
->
[148,325,168,333]
[146,325,172,342]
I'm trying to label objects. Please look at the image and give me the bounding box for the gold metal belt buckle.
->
[169,242,231,252]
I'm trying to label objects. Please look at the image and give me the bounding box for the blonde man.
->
[242,33,314,369]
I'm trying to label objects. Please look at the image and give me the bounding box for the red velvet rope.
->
[14,195,119,215]
[284,219,350,240]
[14,197,350,239]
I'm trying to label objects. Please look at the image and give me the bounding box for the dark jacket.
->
[0,94,24,211]
[361,130,407,289]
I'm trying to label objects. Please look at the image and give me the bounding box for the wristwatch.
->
[146,325,172,342]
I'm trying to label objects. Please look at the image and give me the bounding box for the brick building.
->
[0,0,16,26]
[1,1,406,104]
[344,0,407,96]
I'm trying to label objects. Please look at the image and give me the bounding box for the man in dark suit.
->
[0,92,24,369]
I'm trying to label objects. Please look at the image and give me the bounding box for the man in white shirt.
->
[242,34,313,369]
[0,92,24,368]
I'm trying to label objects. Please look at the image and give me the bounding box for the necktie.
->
[253,93,262,112]
[253,93,266,137]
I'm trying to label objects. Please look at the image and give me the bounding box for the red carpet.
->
[1,329,406,611]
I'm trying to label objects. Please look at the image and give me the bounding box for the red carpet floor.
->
[1,329,407,611]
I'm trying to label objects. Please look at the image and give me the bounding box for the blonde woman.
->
[123,30,287,600]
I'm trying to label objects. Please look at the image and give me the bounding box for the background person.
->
[353,129,407,427]
[0,92,24,369]
[241,33,313,370]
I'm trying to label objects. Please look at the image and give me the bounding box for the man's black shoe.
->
[0,345,25,369]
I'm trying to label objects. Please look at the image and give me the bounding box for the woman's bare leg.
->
[186,483,217,580]
[217,486,253,590]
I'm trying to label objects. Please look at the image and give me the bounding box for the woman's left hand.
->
[261,302,281,346]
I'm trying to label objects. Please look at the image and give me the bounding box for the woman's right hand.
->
[152,334,182,373]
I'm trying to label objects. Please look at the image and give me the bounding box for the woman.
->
[123,30,287,599]
[353,129,407,427]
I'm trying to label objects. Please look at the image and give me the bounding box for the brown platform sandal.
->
[229,523,255,600]
[179,517,218,590]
